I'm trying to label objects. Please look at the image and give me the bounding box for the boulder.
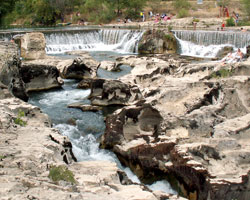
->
[21,32,46,60]
[100,60,120,71]
[20,62,63,92]
[216,46,234,59]
[89,78,144,106]
[0,41,28,101]
[56,56,100,79]
[138,30,177,54]
[68,102,102,112]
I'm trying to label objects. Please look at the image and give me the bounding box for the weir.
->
[174,30,250,58]
[174,30,250,48]
[0,28,144,54]
[45,29,143,54]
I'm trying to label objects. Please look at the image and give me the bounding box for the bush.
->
[173,0,191,10]
[168,25,173,32]
[49,165,76,184]
[211,69,233,79]
[226,17,235,27]
[14,109,27,126]
[177,8,189,18]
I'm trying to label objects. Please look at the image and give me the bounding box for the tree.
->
[123,0,147,19]
[0,0,15,24]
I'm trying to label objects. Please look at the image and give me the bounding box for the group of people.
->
[219,5,230,18]
[221,48,244,65]
[139,11,172,23]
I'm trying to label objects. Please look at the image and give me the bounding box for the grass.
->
[211,69,233,79]
[49,165,76,184]
[14,110,27,126]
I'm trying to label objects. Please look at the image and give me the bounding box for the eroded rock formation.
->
[101,54,250,200]
[89,78,144,106]
[138,30,177,54]
[0,40,183,200]
[0,41,28,101]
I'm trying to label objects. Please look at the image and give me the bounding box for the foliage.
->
[49,165,76,184]
[0,0,148,26]
[123,0,147,19]
[173,0,190,18]
[241,0,250,19]
[217,0,230,6]
[165,33,175,41]
[0,0,16,24]
[177,8,189,18]
[147,0,162,13]
[14,109,27,127]
[211,69,233,79]
[173,0,191,10]
[168,25,173,32]
[237,20,250,26]
[226,17,235,27]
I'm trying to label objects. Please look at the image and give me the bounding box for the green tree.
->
[0,0,15,24]
[123,0,147,19]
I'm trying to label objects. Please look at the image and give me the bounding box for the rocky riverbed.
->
[0,40,183,200]
[1,29,250,200]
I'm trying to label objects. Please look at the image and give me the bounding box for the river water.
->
[27,29,177,195]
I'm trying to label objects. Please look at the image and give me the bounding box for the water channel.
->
[2,26,250,196]
[25,28,177,194]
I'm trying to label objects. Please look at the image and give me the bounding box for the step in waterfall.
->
[174,30,250,58]
[45,29,144,54]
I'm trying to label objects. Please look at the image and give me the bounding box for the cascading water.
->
[45,29,144,54]
[174,30,250,58]
[28,28,176,195]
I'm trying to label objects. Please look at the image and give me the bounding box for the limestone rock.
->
[89,78,144,106]
[56,55,100,79]
[21,62,63,92]
[0,41,28,101]
[21,32,46,60]
[100,60,120,71]
[68,102,102,112]
[101,54,250,200]
[138,30,177,54]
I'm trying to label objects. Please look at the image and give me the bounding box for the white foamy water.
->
[147,180,177,195]
[176,38,233,58]
[45,29,144,54]
[174,30,249,58]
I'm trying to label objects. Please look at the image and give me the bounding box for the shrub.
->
[168,25,173,32]
[49,165,76,184]
[211,69,233,79]
[226,17,235,27]
[165,33,175,41]
[177,8,189,18]
[173,0,191,10]
[14,109,27,126]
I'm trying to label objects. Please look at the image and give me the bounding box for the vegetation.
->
[14,109,27,127]
[49,165,76,184]
[211,69,234,79]
[172,0,191,18]
[241,0,250,20]
[226,17,235,26]
[0,0,149,26]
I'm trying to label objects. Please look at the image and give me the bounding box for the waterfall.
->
[174,30,250,58]
[45,29,144,54]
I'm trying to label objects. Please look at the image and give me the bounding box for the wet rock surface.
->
[138,30,177,54]
[100,54,250,200]
[0,41,183,200]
